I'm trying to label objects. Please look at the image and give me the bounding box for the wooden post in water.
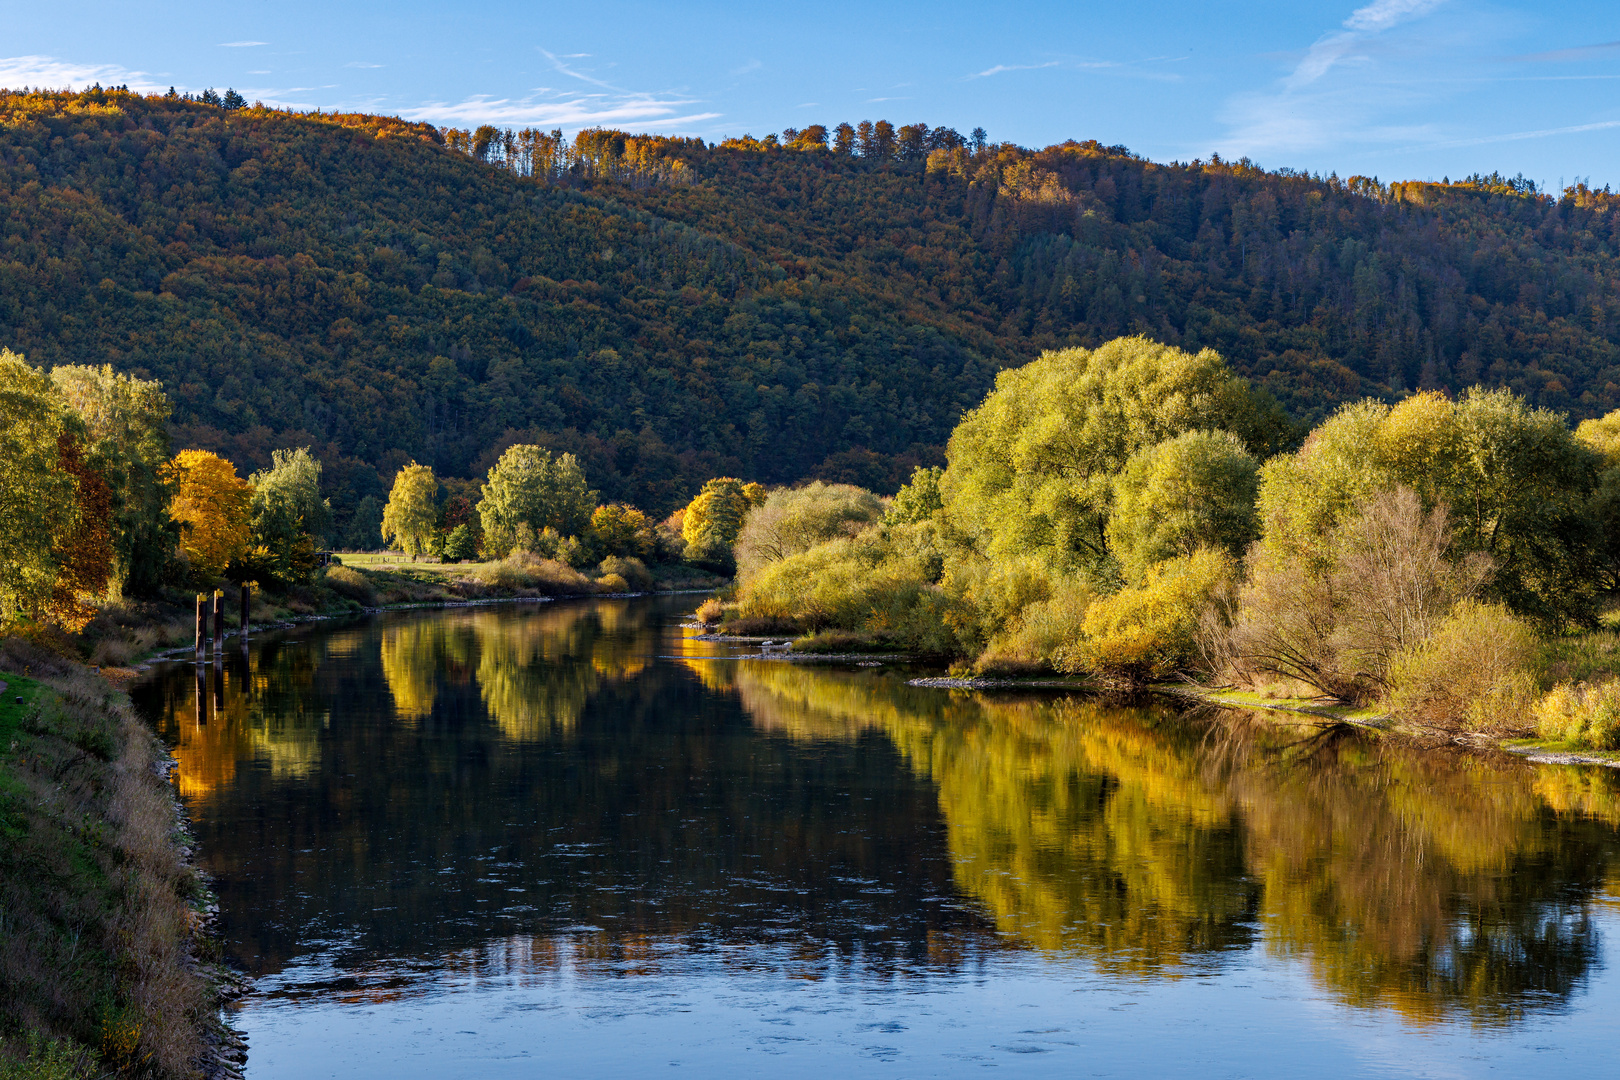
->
[195,593,207,656]
[239,584,251,637]
[213,655,224,713]
[213,589,225,653]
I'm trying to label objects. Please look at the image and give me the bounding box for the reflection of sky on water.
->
[132,597,1620,1078]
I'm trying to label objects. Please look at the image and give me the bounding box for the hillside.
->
[3,87,1620,535]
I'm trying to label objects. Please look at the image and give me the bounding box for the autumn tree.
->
[50,364,174,597]
[681,478,767,553]
[166,449,252,581]
[590,504,655,559]
[381,462,440,560]
[49,432,114,628]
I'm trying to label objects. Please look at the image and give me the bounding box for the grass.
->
[0,638,220,1078]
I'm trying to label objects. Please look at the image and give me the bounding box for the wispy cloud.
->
[403,94,721,130]
[395,47,724,131]
[345,62,383,69]
[970,61,1060,79]
[1392,118,1620,151]
[1216,0,1455,156]
[0,54,164,91]
[730,59,762,76]
[218,41,268,48]
[1506,40,1620,64]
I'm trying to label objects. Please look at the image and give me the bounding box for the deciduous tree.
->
[382,462,441,560]
[166,449,252,581]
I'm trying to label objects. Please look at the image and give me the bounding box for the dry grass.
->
[472,553,593,594]
[0,638,214,1078]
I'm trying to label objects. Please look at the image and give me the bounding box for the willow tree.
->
[940,336,1291,581]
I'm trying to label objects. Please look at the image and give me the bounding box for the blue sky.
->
[6,1,1619,187]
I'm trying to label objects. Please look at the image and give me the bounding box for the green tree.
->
[590,504,655,559]
[1107,430,1259,583]
[345,495,385,550]
[1258,389,1600,625]
[885,466,944,526]
[0,350,79,622]
[248,447,331,583]
[381,462,440,560]
[49,364,175,597]
[443,524,479,562]
[477,445,597,557]
[941,336,1289,580]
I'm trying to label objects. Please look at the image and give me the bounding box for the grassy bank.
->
[0,639,233,1079]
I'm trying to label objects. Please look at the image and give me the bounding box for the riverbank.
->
[0,638,242,1079]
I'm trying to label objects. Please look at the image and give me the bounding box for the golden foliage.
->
[165,449,251,579]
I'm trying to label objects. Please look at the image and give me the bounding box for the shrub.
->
[595,573,630,593]
[1080,547,1236,682]
[473,552,593,594]
[1385,600,1537,732]
[1533,680,1620,750]
[324,565,378,606]
[792,630,880,653]
[975,579,1094,673]
[695,598,724,625]
[597,555,652,591]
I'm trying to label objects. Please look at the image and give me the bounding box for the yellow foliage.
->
[165,449,251,579]
[1533,679,1620,750]
[1079,547,1234,679]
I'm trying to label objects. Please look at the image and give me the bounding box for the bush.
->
[792,630,881,653]
[1080,547,1236,682]
[597,555,652,591]
[473,552,593,594]
[1385,600,1537,732]
[1534,680,1620,750]
[595,573,630,593]
[695,598,724,625]
[324,565,378,606]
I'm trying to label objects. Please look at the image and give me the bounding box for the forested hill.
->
[4,88,1620,531]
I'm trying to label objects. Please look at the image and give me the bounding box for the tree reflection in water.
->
[715,660,1620,1024]
[135,600,1620,1026]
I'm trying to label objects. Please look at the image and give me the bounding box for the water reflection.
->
[697,660,1620,1024]
[134,599,1620,1035]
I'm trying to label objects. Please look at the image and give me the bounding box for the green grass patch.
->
[0,673,43,747]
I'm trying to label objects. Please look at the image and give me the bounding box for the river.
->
[131,596,1620,1078]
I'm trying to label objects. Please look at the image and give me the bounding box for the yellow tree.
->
[590,504,654,558]
[381,462,439,560]
[681,478,766,550]
[166,450,252,579]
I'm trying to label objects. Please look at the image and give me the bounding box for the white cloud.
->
[970,61,1061,78]
[730,59,762,76]
[0,54,164,91]
[345,62,383,69]
[402,93,720,131]
[218,41,268,48]
[1344,0,1445,33]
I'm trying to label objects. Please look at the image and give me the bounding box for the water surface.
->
[134,597,1620,1077]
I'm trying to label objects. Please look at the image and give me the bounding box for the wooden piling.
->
[213,589,225,652]
[240,583,251,636]
[195,594,206,655]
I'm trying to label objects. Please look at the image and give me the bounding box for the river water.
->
[132,596,1620,1078]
